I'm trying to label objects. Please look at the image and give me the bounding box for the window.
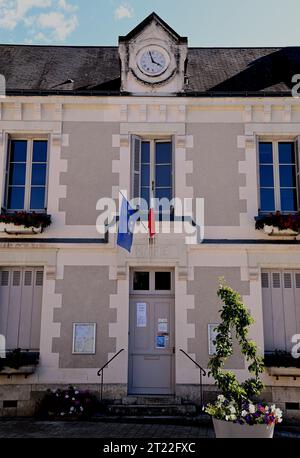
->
[133,271,149,290]
[4,138,48,211]
[131,136,173,207]
[155,272,171,290]
[259,141,298,212]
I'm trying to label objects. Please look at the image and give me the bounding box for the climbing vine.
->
[208,280,265,407]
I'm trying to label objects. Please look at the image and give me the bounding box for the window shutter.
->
[296,137,300,210]
[261,272,269,288]
[131,135,141,200]
[171,135,175,199]
[272,272,281,288]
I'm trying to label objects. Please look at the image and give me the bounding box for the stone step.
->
[121,395,182,406]
[106,404,197,417]
[91,414,212,426]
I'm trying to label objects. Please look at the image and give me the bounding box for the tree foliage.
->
[208,280,265,406]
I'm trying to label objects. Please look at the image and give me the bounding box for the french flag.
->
[148,198,156,239]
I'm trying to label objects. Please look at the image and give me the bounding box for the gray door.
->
[128,293,175,395]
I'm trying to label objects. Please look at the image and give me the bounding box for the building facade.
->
[0,13,300,417]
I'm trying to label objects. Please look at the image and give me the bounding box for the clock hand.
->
[149,52,163,67]
[149,51,155,64]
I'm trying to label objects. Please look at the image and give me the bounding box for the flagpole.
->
[118,189,148,232]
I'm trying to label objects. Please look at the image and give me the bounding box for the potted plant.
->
[0,211,51,234]
[255,212,300,236]
[206,281,283,438]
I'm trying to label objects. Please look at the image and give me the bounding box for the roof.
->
[0,44,299,96]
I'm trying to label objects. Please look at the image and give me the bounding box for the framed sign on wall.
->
[72,323,96,354]
[208,323,219,356]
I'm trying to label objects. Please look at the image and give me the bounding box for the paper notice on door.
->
[136,303,147,327]
[158,318,168,333]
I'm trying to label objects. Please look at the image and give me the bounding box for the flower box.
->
[267,367,300,378]
[263,225,299,236]
[0,365,37,376]
[255,213,300,236]
[0,212,51,235]
[0,223,43,234]
[213,418,274,438]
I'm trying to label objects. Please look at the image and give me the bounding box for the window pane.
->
[156,188,172,201]
[155,272,171,290]
[9,163,26,185]
[141,142,150,163]
[280,189,297,212]
[279,143,295,164]
[279,165,296,187]
[259,143,273,164]
[156,142,172,164]
[156,165,172,187]
[7,187,25,210]
[133,272,149,290]
[31,164,46,186]
[141,187,150,206]
[10,140,27,162]
[141,164,150,187]
[32,141,47,162]
[30,187,45,210]
[260,188,275,212]
[259,165,274,187]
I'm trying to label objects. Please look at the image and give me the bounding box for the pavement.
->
[0,419,299,438]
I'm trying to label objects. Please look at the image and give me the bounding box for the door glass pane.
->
[9,163,26,185]
[259,165,274,187]
[141,187,150,206]
[7,187,25,210]
[156,165,172,187]
[260,188,275,212]
[30,187,45,210]
[32,141,47,162]
[141,164,150,187]
[31,164,47,186]
[259,142,273,164]
[133,272,149,290]
[155,188,172,201]
[10,140,27,162]
[280,189,297,212]
[141,141,150,163]
[279,142,295,164]
[279,165,296,187]
[155,142,172,164]
[155,272,171,290]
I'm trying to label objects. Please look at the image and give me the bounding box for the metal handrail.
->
[97,349,125,401]
[180,349,206,411]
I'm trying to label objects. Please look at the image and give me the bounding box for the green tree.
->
[208,280,265,407]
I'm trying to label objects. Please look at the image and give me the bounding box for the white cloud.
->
[37,11,78,41]
[0,0,78,42]
[115,3,134,20]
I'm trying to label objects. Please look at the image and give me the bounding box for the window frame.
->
[131,135,174,205]
[4,135,49,213]
[258,137,299,214]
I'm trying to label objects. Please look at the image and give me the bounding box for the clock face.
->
[138,49,168,76]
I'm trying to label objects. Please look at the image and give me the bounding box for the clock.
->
[137,47,169,77]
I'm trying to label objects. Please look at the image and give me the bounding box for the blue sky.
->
[0,0,300,47]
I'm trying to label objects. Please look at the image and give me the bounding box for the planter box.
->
[0,365,37,376]
[263,225,299,236]
[267,367,300,378]
[213,418,274,438]
[0,223,43,234]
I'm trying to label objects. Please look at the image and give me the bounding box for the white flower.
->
[225,415,229,421]
[217,395,225,403]
[241,410,247,417]
[80,406,84,412]
[60,412,65,416]
[65,395,69,399]
[70,407,74,412]
[230,414,237,421]
[75,391,79,395]
[229,406,236,414]
[72,398,75,401]
[249,404,256,414]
